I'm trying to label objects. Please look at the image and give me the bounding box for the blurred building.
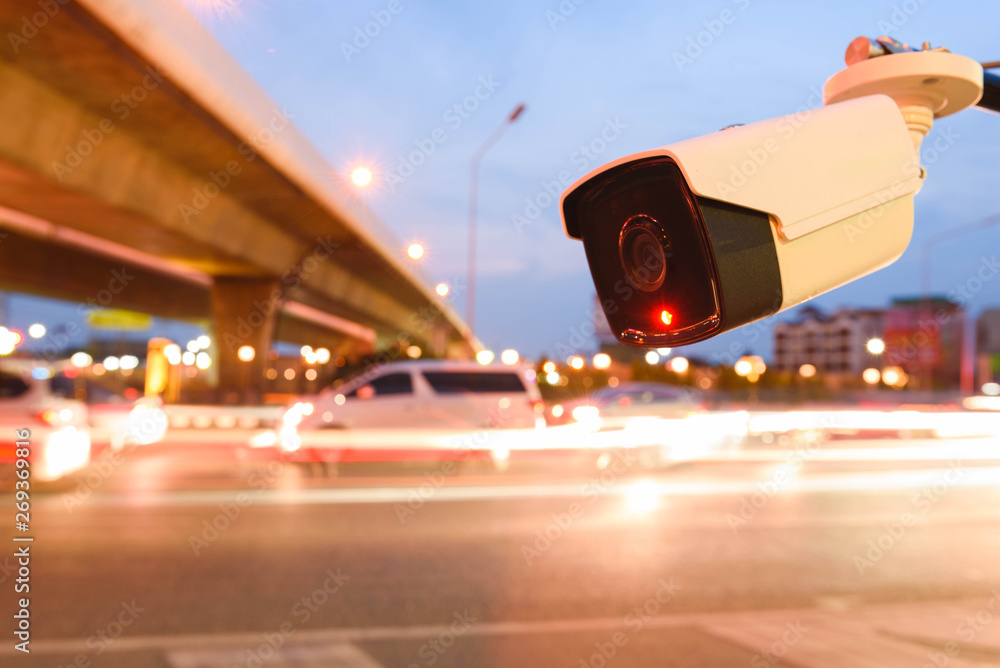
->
[882,297,964,388]
[773,306,884,377]
[976,309,1000,388]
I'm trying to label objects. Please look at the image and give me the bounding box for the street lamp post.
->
[920,213,1000,394]
[467,104,525,335]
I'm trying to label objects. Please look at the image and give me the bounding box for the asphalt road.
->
[5,431,1000,667]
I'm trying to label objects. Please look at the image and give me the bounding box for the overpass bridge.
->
[0,0,475,399]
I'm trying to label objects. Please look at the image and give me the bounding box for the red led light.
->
[660,310,673,325]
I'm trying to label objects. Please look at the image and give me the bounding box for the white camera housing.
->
[561,94,923,347]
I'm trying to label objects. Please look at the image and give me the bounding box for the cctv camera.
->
[561,94,923,347]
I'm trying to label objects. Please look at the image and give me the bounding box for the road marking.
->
[10,597,1000,665]
[167,642,384,667]
[34,464,1000,509]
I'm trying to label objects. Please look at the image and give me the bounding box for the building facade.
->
[976,309,1000,388]
[882,298,964,388]
[773,307,885,376]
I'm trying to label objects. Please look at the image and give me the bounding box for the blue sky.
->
[183,1,998,360]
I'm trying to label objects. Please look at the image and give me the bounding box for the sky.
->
[26,0,997,363]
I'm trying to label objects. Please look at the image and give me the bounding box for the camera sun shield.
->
[561,97,922,348]
[563,158,723,346]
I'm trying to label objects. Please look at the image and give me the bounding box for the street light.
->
[669,356,690,374]
[592,353,612,370]
[882,366,906,387]
[164,344,182,366]
[407,243,424,260]
[0,328,21,355]
[71,352,93,368]
[644,351,660,365]
[351,166,373,187]
[237,345,256,362]
[866,338,885,355]
[735,355,765,383]
[569,355,584,370]
[435,283,450,297]
[28,323,45,339]
[467,103,526,334]
[799,363,817,378]
[501,349,519,365]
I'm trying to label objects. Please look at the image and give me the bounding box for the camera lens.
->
[618,216,668,292]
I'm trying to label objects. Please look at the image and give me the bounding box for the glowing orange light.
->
[660,310,673,325]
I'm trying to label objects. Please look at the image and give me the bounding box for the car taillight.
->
[35,409,57,425]
[35,408,73,426]
[530,399,544,414]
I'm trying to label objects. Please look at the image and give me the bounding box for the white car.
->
[0,365,91,482]
[287,360,545,432]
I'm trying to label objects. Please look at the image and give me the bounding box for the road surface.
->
[3,430,1000,667]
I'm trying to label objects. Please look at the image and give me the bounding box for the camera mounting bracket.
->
[824,37,984,151]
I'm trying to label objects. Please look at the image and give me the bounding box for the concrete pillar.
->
[211,277,281,404]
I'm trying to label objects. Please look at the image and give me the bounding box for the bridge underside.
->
[0,0,472,399]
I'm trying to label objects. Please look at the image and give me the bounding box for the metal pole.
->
[920,213,1000,392]
[977,70,1000,114]
[466,104,525,336]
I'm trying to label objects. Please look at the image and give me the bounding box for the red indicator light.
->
[660,310,673,325]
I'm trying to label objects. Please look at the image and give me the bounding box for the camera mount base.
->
[824,47,983,151]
